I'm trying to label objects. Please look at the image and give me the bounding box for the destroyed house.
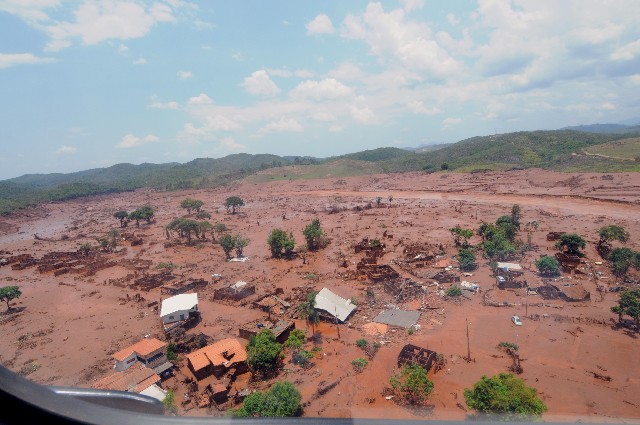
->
[397,344,437,372]
[186,339,247,381]
[93,362,161,394]
[314,288,356,323]
[112,338,172,375]
[239,320,295,343]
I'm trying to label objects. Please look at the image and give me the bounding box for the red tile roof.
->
[112,338,167,362]
[93,363,160,393]
[186,339,247,372]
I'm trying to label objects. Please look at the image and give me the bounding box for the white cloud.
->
[259,117,303,133]
[291,78,353,100]
[442,117,461,127]
[218,137,245,152]
[350,105,377,124]
[241,70,281,96]
[133,57,147,65]
[401,0,424,12]
[56,145,77,154]
[407,101,440,115]
[149,101,179,109]
[187,93,213,105]
[341,3,460,77]
[611,39,640,61]
[177,70,192,80]
[306,14,335,35]
[116,133,159,148]
[0,53,55,69]
[42,1,179,51]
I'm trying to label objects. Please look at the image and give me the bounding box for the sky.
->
[1,0,640,180]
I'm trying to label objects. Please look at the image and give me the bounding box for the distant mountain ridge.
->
[1,129,639,215]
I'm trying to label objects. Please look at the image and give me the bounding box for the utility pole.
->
[334,307,341,340]
[466,318,471,361]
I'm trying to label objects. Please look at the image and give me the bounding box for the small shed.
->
[160,293,199,325]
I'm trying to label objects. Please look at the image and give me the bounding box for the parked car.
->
[511,315,523,326]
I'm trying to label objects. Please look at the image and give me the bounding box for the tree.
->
[0,286,21,311]
[535,255,560,277]
[611,288,640,329]
[225,196,245,214]
[298,291,319,333]
[267,228,295,258]
[390,364,434,405]
[180,198,204,215]
[597,225,630,258]
[464,373,547,418]
[458,248,477,271]
[219,233,235,259]
[246,329,283,378]
[450,226,474,248]
[234,234,250,258]
[555,233,586,257]
[608,247,640,277]
[303,218,326,251]
[510,204,522,229]
[234,381,301,417]
[113,210,129,228]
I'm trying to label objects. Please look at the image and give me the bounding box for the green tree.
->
[597,225,630,258]
[390,364,434,405]
[0,286,21,311]
[219,233,235,259]
[608,247,640,277]
[450,226,474,248]
[234,234,250,258]
[180,198,204,215]
[510,204,522,229]
[303,218,326,251]
[555,233,586,257]
[234,381,301,417]
[611,289,640,329]
[246,329,283,378]
[298,291,319,333]
[535,255,560,277]
[113,210,129,227]
[267,228,295,258]
[224,196,245,214]
[464,373,547,418]
[458,248,477,271]
[284,329,306,351]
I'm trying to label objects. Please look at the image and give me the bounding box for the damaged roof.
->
[314,287,356,322]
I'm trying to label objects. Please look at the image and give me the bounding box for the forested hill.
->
[1,129,639,215]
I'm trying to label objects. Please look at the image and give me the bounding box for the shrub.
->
[351,357,369,373]
[464,373,547,418]
[356,338,369,349]
[535,255,560,277]
[390,364,434,405]
[247,330,282,378]
[234,381,302,417]
[447,286,462,297]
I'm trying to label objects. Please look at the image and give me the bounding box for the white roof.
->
[160,293,198,317]
[140,384,167,402]
[315,288,356,322]
[497,262,522,271]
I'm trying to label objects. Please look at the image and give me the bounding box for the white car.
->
[511,315,523,326]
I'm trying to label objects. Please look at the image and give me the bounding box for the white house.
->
[160,293,199,325]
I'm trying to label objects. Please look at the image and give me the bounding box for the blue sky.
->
[1,1,639,179]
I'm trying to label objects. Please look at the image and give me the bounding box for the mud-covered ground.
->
[1,169,639,422]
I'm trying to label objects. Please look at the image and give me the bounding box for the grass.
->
[584,137,640,160]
